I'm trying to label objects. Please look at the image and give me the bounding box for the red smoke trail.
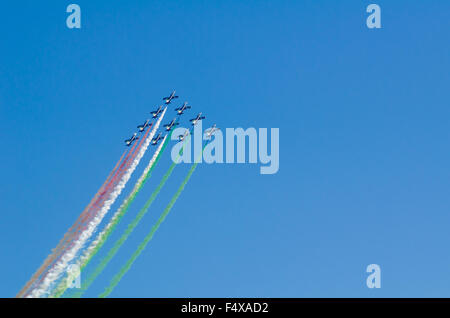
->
[61,126,150,252]
[84,125,151,216]
[21,127,153,297]
[59,127,153,259]
[77,139,141,224]
[74,147,133,227]
[17,147,130,298]
[80,125,151,225]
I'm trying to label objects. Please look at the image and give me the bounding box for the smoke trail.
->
[100,143,207,297]
[21,131,143,298]
[51,133,170,298]
[58,143,137,249]
[28,124,156,298]
[65,126,156,256]
[27,108,167,298]
[71,132,192,298]
[75,137,140,228]
[36,125,150,297]
[16,147,130,298]
[78,128,146,225]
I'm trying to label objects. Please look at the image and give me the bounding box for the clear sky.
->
[1,1,449,297]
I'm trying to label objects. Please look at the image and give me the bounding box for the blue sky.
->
[1,1,449,297]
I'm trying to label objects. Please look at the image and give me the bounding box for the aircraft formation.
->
[124,90,218,147]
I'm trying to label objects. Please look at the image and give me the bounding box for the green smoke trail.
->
[51,133,172,298]
[70,132,192,298]
[99,143,207,298]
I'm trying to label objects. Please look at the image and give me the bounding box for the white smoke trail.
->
[27,108,167,298]
[80,134,168,265]
[50,135,169,298]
